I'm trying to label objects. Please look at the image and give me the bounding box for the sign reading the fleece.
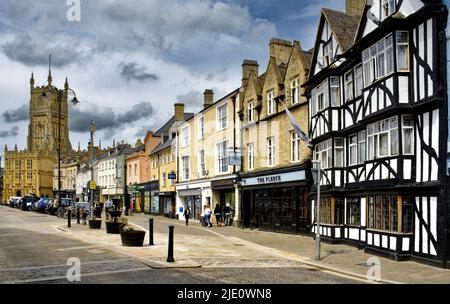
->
[242,170,305,186]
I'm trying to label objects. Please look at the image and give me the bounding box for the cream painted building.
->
[175,89,241,222]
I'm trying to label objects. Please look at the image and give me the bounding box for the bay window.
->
[358,131,366,164]
[367,117,398,160]
[363,35,394,87]
[314,139,332,169]
[312,80,329,115]
[330,77,340,106]
[349,134,357,166]
[354,65,363,97]
[402,115,414,155]
[396,31,409,71]
[345,71,354,101]
[334,138,344,167]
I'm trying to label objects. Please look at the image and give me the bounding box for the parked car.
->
[8,197,21,208]
[37,198,53,213]
[19,196,40,211]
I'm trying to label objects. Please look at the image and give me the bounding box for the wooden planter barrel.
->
[120,230,146,247]
[89,219,102,229]
[106,221,122,234]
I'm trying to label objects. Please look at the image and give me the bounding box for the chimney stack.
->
[269,38,293,66]
[174,103,185,122]
[241,60,259,89]
[203,89,214,108]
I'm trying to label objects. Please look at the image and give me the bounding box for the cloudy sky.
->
[0,0,345,161]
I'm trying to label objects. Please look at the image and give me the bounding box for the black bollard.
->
[167,225,175,263]
[149,218,154,246]
[77,207,80,224]
[68,209,71,228]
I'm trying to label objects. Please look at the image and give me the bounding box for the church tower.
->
[27,65,72,155]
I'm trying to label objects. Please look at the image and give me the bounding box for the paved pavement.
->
[126,213,450,284]
[0,206,359,284]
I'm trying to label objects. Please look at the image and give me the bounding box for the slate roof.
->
[154,113,194,137]
[322,8,361,53]
[149,139,173,155]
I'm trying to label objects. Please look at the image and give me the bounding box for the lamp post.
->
[89,120,96,218]
[41,87,79,201]
[311,159,322,261]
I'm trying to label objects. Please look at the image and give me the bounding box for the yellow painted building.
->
[148,103,193,216]
[175,89,240,222]
[3,72,73,200]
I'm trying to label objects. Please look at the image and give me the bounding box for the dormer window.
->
[381,0,396,21]
[323,40,333,66]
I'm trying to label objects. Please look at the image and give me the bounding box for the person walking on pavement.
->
[105,199,112,220]
[214,204,222,227]
[204,205,212,227]
[183,207,191,226]
[224,203,232,226]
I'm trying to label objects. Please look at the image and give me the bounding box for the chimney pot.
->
[203,89,214,108]
[174,103,185,121]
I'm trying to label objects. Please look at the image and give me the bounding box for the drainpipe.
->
[446,0,450,177]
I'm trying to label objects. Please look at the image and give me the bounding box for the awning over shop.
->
[178,188,202,197]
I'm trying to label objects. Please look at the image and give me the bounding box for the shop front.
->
[159,192,176,218]
[211,177,237,222]
[240,167,311,234]
[176,181,212,222]
[131,181,158,213]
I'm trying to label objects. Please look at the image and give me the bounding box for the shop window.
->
[402,197,413,233]
[367,194,401,232]
[335,199,344,225]
[346,198,361,226]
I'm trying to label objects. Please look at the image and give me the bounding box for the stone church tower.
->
[27,70,73,155]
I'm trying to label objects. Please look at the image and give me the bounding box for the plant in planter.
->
[106,209,123,234]
[88,216,102,229]
[120,225,146,247]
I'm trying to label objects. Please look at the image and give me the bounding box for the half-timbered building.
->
[305,0,449,266]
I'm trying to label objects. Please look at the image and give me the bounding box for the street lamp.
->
[41,86,79,201]
[311,160,323,261]
[89,120,96,218]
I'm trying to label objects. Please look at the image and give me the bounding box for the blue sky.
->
[0,0,345,158]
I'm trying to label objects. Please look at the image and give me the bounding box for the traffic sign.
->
[89,180,97,190]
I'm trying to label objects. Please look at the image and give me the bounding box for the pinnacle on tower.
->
[30,72,35,89]
[65,77,69,91]
[47,54,52,87]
